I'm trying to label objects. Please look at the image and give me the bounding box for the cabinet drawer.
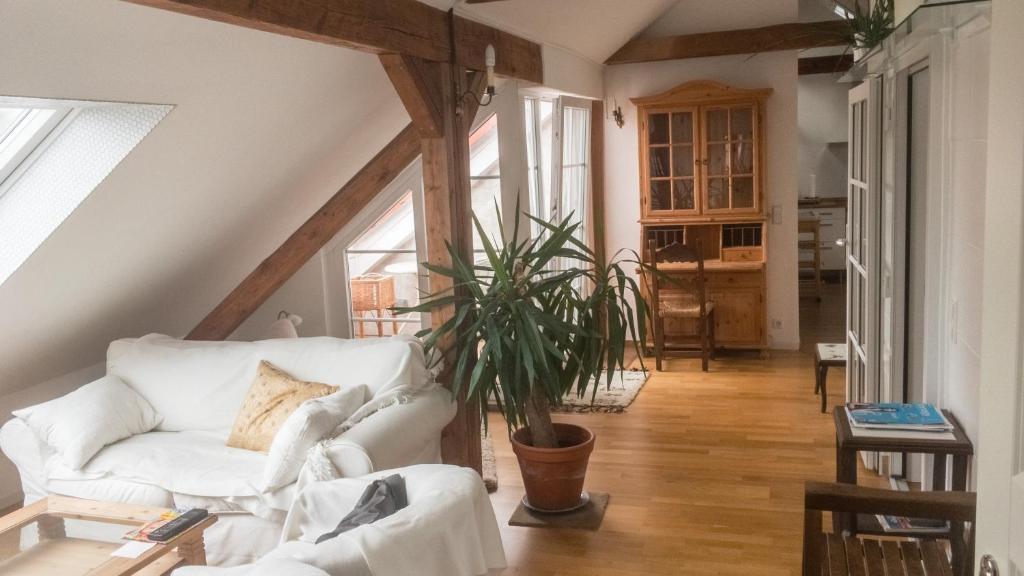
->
[721,247,763,262]
[820,244,846,270]
[707,271,763,288]
[818,221,845,242]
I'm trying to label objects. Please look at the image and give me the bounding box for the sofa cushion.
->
[13,374,161,469]
[45,430,295,519]
[261,384,367,493]
[107,334,431,432]
[227,361,334,453]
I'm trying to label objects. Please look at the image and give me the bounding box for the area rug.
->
[508,492,610,531]
[481,431,498,493]
[488,369,650,415]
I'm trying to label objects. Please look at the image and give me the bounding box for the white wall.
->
[604,51,802,349]
[895,0,923,26]
[798,75,850,198]
[976,0,1024,558]
[942,18,991,449]
[0,0,408,395]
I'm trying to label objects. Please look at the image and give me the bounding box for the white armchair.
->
[173,465,506,576]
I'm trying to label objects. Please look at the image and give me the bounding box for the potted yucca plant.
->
[399,210,649,512]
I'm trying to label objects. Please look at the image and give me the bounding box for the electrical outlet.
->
[771,204,782,225]
[771,318,783,330]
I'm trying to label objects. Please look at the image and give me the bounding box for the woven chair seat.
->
[658,300,714,318]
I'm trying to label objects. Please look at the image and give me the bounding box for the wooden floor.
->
[487,282,871,576]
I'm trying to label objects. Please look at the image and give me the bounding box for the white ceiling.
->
[421,0,678,63]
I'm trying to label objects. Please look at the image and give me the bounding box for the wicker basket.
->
[350,274,396,312]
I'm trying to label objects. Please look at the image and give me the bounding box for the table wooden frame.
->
[0,496,216,576]
[833,407,973,537]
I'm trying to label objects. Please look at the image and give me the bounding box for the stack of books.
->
[846,402,953,433]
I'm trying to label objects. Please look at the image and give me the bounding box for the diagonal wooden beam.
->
[186,124,421,341]
[380,54,444,138]
[605,20,850,65]
[121,0,543,83]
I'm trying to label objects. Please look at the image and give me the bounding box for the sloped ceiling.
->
[423,0,678,63]
[0,0,409,395]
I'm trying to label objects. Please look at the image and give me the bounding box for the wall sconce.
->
[612,98,625,128]
[462,44,496,108]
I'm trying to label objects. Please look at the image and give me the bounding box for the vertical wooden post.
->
[419,63,482,474]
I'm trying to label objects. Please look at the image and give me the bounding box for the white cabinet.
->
[799,205,847,271]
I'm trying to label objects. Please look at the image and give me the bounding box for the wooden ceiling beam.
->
[798,53,854,75]
[122,0,543,83]
[186,123,422,341]
[605,20,850,65]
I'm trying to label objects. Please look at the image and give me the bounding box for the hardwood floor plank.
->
[488,340,884,575]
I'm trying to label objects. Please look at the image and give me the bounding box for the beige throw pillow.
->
[227,361,334,452]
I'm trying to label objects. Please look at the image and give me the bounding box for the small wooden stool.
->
[814,343,846,413]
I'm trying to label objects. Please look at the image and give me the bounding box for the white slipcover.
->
[172,465,507,576]
[0,335,456,566]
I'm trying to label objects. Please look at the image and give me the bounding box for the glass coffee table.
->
[0,495,216,575]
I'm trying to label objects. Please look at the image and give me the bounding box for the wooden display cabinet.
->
[634,80,771,353]
[633,81,771,220]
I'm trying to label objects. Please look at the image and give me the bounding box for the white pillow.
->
[260,385,367,492]
[13,374,161,469]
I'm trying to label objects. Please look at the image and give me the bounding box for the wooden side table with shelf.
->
[832,406,974,574]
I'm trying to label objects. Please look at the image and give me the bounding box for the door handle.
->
[835,238,848,247]
[979,554,999,576]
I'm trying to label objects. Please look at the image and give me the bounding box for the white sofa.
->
[0,334,456,566]
[173,465,507,576]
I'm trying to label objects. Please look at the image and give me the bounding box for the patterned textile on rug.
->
[481,431,498,493]
[487,369,650,415]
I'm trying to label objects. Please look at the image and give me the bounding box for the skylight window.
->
[0,98,171,287]
[0,106,68,190]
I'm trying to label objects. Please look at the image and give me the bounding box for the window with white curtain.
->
[560,104,591,246]
[523,96,592,247]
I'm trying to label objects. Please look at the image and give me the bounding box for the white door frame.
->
[846,78,882,418]
[975,2,1024,570]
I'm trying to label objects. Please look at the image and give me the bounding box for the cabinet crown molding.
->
[631,80,773,107]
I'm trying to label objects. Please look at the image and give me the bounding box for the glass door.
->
[846,80,881,411]
[701,103,758,215]
[643,107,699,217]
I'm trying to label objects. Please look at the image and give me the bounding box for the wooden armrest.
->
[804,481,976,522]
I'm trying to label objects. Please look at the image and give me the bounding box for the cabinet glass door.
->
[644,108,698,216]
[701,104,758,214]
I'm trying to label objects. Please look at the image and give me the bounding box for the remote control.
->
[147,509,209,542]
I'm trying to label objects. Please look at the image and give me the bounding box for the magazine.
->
[875,514,950,534]
[846,403,953,431]
[123,509,182,543]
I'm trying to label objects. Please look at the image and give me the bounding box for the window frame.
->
[0,106,72,199]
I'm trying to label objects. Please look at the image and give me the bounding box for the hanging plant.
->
[845,0,895,59]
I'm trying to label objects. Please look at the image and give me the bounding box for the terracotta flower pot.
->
[510,423,595,512]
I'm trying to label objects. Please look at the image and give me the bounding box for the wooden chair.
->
[647,239,716,372]
[803,481,976,576]
[799,219,823,301]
